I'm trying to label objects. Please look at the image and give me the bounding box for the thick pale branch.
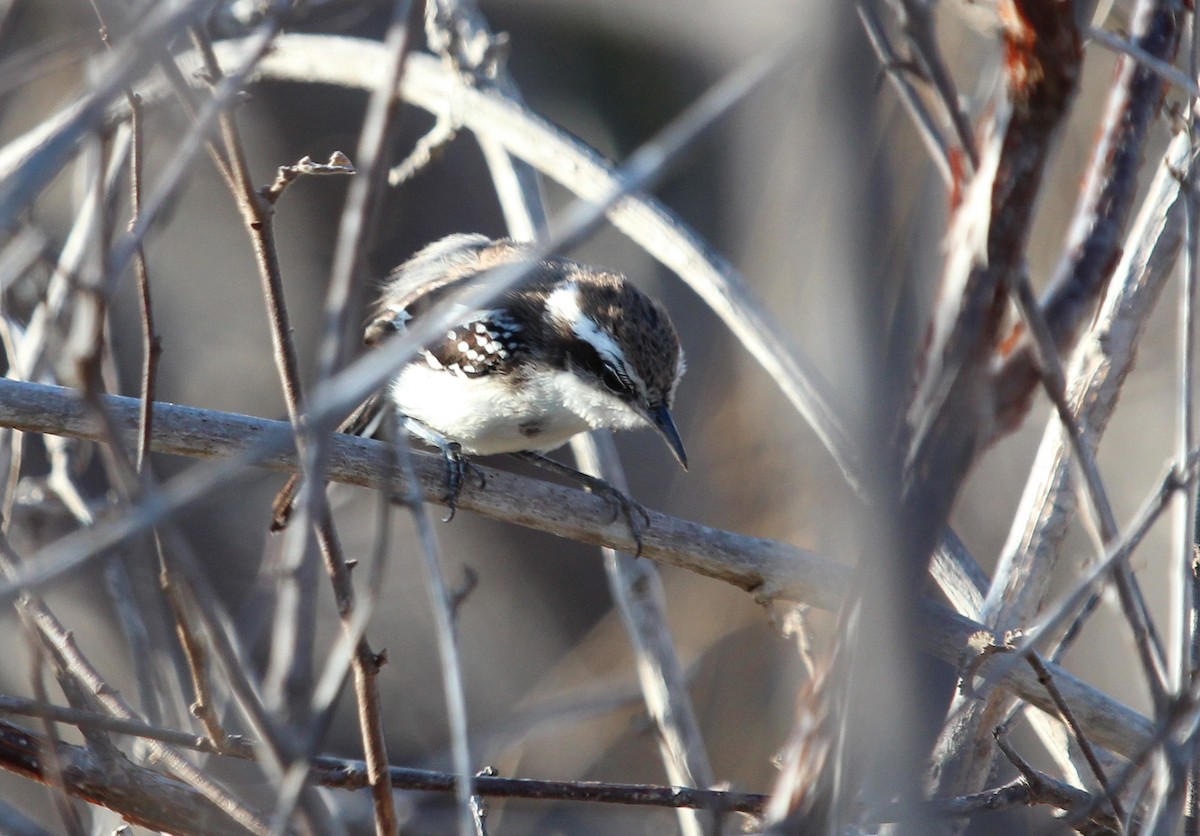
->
[0,377,1155,760]
[0,33,996,617]
[0,378,841,606]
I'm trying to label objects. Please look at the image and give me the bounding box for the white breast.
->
[390,362,646,455]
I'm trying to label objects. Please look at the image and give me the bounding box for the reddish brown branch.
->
[904,0,1082,550]
[992,0,1184,440]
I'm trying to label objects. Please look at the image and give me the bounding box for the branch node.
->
[262,151,356,203]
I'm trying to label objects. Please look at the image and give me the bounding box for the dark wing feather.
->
[366,235,543,379]
[365,234,516,345]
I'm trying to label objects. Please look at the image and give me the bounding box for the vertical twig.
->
[185,6,321,753]
[264,1,423,831]
[856,1,953,186]
[1180,20,1200,832]
[396,428,475,836]
[573,433,715,836]
[1024,653,1123,822]
[424,4,717,830]
[1173,77,1200,836]
[24,635,84,836]
[126,91,160,476]
[1011,276,1168,705]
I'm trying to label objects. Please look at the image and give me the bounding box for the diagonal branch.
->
[0,718,248,836]
[0,377,1157,763]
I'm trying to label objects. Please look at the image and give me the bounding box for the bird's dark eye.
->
[567,341,629,396]
[601,366,625,394]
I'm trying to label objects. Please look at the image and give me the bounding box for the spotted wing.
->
[420,313,525,378]
[366,235,537,378]
[365,234,523,346]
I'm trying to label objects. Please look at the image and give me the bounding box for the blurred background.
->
[0,0,1177,832]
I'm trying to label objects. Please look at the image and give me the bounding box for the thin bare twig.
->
[1166,40,1200,829]
[857,1,953,185]
[892,0,979,169]
[1088,24,1199,99]
[160,568,229,747]
[1024,652,1123,823]
[312,756,767,813]
[25,635,84,836]
[1011,275,1168,706]
[0,711,769,821]
[184,15,322,740]
[387,114,457,185]
[260,151,354,204]
[993,728,1121,835]
[0,694,253,757]
[573,433,715,836]
[282,1,422,831]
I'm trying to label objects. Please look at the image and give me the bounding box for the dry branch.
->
[0,33,997,616]
[0,717,249,835]
[0,377,1155,762]
[0,712,768,822]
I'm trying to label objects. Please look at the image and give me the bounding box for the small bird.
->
[271,234,687,543]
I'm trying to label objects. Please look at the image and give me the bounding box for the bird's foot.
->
[402,417,486,521]
[510,452,650,556]
[436,442,486,522]
[584,477,651,557]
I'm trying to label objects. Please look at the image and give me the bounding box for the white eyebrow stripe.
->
[545,283,647,394]
[546,284,619,360]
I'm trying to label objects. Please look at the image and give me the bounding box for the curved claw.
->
[587,481,651,558]
[506,452,650,557]
[438,445,487,522]
[441,443,466,522]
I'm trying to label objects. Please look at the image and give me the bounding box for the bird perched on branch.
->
[271,234,687,549]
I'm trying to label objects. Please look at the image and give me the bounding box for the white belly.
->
[391,364,620,455]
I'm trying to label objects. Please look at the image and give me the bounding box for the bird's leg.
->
[401,417,485,521]
[510,451,651,556]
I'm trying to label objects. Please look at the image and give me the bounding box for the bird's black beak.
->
[649,405,688,470]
